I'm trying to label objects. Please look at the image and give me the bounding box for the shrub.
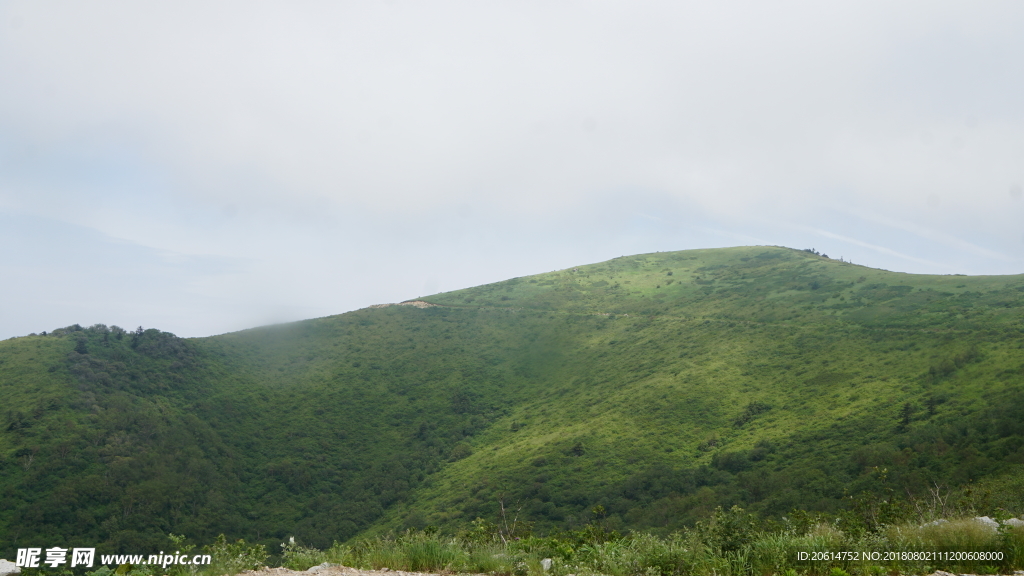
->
[203,534,268,575]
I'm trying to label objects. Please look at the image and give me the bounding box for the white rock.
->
[541,559,553,571]
[973,516,999,532]
[1003,518,1024,528]
[0,559,20,576]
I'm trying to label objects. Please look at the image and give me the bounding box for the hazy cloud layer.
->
[2,2,1023,339]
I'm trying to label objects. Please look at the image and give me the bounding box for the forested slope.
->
[3,246,1024,556]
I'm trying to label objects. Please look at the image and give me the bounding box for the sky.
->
[2,2,1023,340]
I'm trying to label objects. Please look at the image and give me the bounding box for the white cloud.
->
[1,1,1023,338]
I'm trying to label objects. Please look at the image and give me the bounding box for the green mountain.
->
[3,246,1024,556]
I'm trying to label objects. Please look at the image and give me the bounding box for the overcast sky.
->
[2,2,1023,340]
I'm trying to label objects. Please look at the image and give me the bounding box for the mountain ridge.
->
[3,245,1024,555]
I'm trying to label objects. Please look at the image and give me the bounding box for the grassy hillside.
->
[3,246,1024,557]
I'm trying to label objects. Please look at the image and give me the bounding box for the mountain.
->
[3,246,1024,556]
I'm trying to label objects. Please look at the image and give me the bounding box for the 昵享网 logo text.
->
[16,548,213,569]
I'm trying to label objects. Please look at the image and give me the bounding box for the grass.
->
[279,532,515,574]
[271,510,1024,576]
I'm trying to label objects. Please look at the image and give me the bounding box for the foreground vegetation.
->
[44,499,1024,576]
[4,246,1024,556]
[273,509,1024,576]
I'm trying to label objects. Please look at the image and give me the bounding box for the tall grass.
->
[74,511,1020,576]
[276,511,1024,576]
[281,531,518,574]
